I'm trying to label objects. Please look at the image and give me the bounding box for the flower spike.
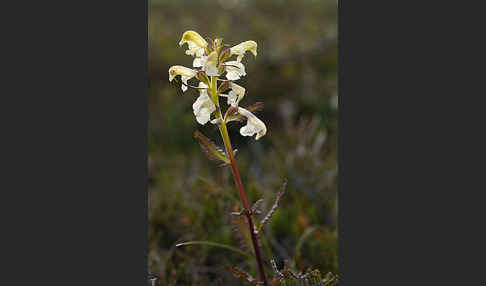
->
[169,31,270,285]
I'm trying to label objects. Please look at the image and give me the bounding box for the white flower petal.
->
[198,82,209,89]
[237,107,266,140]
[226,92,238,106]
[219,82,245,107]
[193,56,204,68]
[224,61,246,80]
[228,82,245,107]
[192,83,215,125]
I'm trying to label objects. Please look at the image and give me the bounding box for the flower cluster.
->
[168,30,266,140]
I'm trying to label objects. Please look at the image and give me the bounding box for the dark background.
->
[148,0,338,284]
[3,1,477,286]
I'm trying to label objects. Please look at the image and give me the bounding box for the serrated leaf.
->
[194,130,230,164]
[231,213,253,252]
[258,179,287,233]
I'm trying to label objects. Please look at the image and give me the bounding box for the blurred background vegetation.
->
[148,0,338,284]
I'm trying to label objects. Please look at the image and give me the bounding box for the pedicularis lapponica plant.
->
[167,30,338,286]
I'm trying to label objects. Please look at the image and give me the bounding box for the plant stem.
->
[211,76,269,286]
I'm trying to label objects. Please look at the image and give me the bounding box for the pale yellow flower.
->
[230,40,257,62]
[168,65,197,92]
[237,107,266,140]
[179,30,208,57]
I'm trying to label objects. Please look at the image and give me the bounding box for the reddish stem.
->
[219,124,268,286]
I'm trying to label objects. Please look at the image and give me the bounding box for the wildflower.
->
[192,82,216,125]
[168,65,197,92]
[169,31,269,285]
[230,40,258,62]
[179,30,208,57]
[220,82,245,107]
[237,107,267,140]
[224,61,246,81]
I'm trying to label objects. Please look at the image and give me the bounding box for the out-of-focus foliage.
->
[148,0,338,285]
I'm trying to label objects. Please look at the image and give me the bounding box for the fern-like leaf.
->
[194,130,230,165]
[258,179,287,233]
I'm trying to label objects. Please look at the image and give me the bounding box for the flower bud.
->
[214,38,223,52]
[219,48,231,63]
[196,70,210,86]
[224,106,238,121]
[218,81,231,93]
[217,63,225,75]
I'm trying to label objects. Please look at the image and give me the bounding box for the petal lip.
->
[179,30,208,48]
[168,66,197,92]
[168,65,197,82]
[230,40,258,61]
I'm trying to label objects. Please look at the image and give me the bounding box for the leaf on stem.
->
[231,213,254,252]
[194,130,230,165]
[258,179,287,233]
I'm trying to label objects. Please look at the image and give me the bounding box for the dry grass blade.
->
[258,179,287,233]
[227,265,263,285]
[194,130,230,165]
[175,241,252,257]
